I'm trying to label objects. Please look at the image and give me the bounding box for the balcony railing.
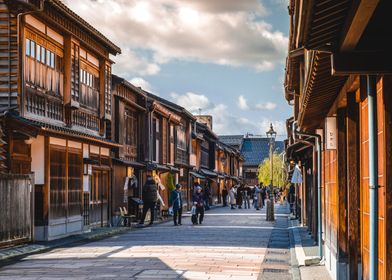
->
[72,109,100,132]
[175,148,188,165]
[25,89,64,121]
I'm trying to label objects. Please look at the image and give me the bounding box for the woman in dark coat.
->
[192,186,204,225]
[139,175,157,225]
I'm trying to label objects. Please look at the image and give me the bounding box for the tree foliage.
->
[257,152,285,187]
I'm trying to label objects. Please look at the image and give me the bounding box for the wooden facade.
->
[0,0,120,241]
[284,0,392,279]
[0,0,246,245]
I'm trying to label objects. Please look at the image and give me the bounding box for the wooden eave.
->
[152,102,182,124]
[47,0,121,55]
[298,52,346,129]
[303,0,351,51]
[7,114,121,148]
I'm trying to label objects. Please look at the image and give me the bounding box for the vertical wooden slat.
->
[337,108,348,262]
[346,91,360,280]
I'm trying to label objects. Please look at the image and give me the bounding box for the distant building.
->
[219,135,284,186]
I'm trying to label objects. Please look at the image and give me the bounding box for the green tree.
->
[257,152,285,187]
[167,173,175,205]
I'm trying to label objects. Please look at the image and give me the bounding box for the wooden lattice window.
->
[104,64,112,115]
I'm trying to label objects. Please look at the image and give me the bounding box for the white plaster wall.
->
[31,135,45,185]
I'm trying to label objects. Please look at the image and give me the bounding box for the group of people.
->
[137,173,209,226]
[221,182,283,210]
[137,173,284,227]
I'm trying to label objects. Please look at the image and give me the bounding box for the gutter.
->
[293,121,323,259]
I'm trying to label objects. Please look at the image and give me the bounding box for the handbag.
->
[191,205,196,215]
[168,206,174,215]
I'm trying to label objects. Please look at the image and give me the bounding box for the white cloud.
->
[129,77,154,92]
[170,92,212,112]
[255,102,277,110]
[169,92,284,137]
[64,0,288,75]
[238,95,249,110]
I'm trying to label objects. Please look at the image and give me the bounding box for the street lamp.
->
[266,123,276,221]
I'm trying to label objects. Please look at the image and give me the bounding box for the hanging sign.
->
[325,117,337,150]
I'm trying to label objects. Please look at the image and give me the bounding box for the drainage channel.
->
[259,217,292,280]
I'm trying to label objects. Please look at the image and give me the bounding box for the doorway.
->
[89,169,109,227]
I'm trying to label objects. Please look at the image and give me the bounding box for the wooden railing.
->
[25,89,64,121]
[72,109,100,132]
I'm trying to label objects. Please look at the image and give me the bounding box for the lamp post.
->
[266,123,276,221]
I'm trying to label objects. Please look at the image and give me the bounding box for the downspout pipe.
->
[293,121,322,258]
[367,75,378,280]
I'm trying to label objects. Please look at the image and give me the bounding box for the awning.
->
[168,165,180,173]
[146,162,170,172]
[112,158,146,168]
[190,171,205,179]
[200,168,218,178]
[217,173,226,179]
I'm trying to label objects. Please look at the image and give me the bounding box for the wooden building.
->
[1,0,120,240]
[111,75,148,221]
[189,121,219,205]
[215,141,244,201]
[285,0,392,279]
[144,93,195,213]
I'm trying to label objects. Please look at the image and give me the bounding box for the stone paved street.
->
[0,204,293,280]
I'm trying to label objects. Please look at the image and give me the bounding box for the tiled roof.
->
[241,137,284,167]
[219,135,244,148]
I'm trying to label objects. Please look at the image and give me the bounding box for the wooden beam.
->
[340,0,380,52]
[332,52,392,75]
[346,92,359,279]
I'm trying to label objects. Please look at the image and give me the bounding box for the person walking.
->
[171,184,183,226]
[243,184,250,209]
[192,186,205,225]
[228,186,236,209]
[254,185,261,210]
[139,174,158,225]
[236,184,243,209]
[222,185,228,207]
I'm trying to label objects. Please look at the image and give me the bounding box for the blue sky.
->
[65,0,291,138]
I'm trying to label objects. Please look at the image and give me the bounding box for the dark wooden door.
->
[90,170,109,227]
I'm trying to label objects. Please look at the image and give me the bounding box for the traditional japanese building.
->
[143,92,195,213]
[0,0,120,240]
[285,0,392,279]
[111,75,148,221]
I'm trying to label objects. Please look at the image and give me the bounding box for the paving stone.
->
[0,203,295,280]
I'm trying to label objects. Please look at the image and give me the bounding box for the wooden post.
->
[381,77,392,280]
[346,92,359,279]
[63,35,72,106]
[43,136,50,225]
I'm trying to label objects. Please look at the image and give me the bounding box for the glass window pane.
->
[41,47,45,64]
[36,45,41,62]
[47,51,51,66]
[26,39,30,56]
[51,53,55,68]
[31,41,35,58]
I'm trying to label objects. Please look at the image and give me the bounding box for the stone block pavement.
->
[0,202,332,280]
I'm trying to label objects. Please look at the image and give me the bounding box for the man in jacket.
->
[139,175,158,225]
[171,184,183,226]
